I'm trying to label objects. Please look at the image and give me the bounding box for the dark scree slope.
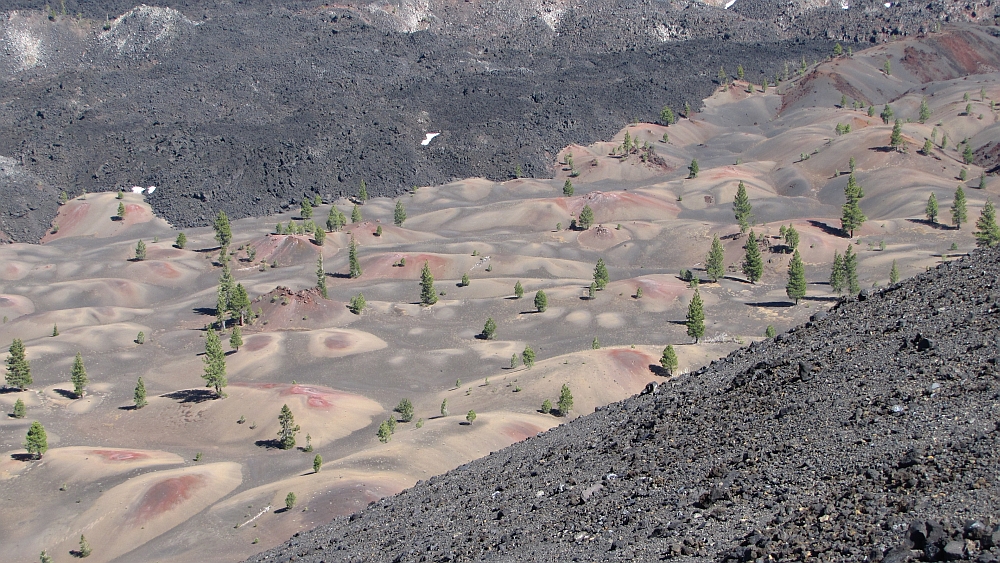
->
[249,247,1000,563]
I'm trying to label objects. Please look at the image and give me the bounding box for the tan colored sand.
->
[306,328,388,359]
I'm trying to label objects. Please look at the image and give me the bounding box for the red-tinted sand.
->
[133,474,205,524]
[92,449,150,462]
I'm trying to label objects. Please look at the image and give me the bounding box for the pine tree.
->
[466,410,477,424]
[52,324,59,337]
[230,325,243,351]
[741,231,763,283]
[117,202,126,220]
[327,206,344,231]
[394,200,406,226]
[733,180,753,235]
[534,290,548,312]
[394,398,414,422]
[40,550,53,563]
[926,193,939,223]
[588,282,596,300]
[833,42,843,56]
[285,492,297,510]
[686,290,705,343]
[541,399,552,414]
[420,261,438,305]
[175,232,187,249]
[578,204,595,230]
[313,454,323,473]
[557,384,573,416]
[134,377,147,409]
[278,404,300,449]
[785,250,807,304]
[315,255,328,299]
[351,204,362,223]
[202,329,227,398]
[919,97,931,123]
[460,273,470,287]
[952,186,968,228]
[592,337,600,349]
[844,245,860,294]
[12,398,25,418]
[974,200,1000,247]
[841,173,866,237]
[5,338,31,390]
[71,352,88,398]
[514,280,524,299]
[377,420,392,442]
[230,283,251,325]
[594,258,609,289]
[313,227,326,246]
[214,211,232,250]
[348,236,362,279]
[889,119,904,151]
[922,138,934,155]
[660,345,678,375]
[688,159,699,178]
[830,250,845,294]
[963,143,974,165]
[522,345,536,368]
[301,198,313,219]
[890,260,900,284]
[880,104,894,125]
[660,106,675,125]
[440,398,449,416]
[981,174,988,190]
[348,293,366,315]
[563,179,574,197]
[883,58,891,75]
[77,535,91,557]
[706,234,725,282]
[134,239,146,261]
[737,64,745,80]
[24,421,47,459]
[358,180,369,202]
[481,317,497,340]
[784,224,800,252]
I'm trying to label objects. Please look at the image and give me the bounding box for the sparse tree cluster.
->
[830,245,860,295]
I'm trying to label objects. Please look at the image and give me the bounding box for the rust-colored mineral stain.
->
[324,332,353,350]
[92,449,149,462]
[147,261,181,279]
[607,349,651,376]
[502,420,544,442]
[283,384,334,409]
[133,474,204,523]
[243,335,272,352]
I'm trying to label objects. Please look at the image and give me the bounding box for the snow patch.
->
[421,132,440,146]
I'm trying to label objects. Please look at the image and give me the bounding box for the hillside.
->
[0,0,982,241]
[247,249,1000,563]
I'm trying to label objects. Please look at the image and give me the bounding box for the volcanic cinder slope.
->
[2,17,1000,563]
[0,0,985,241]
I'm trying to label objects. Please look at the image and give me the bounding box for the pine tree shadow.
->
[11,453,35,462]
[255,439,285,450]
[906,218,954,230]
[807,220,846,238]
[648,365,670,377]
[328,272,352,279]
[746,301,796,308]
[192,307,217,317]
[53,388,78,400]
[162,389,217,404]
[802,295,840,303]
[118,405,138,411]
[192,246,223,254]
[0,387,22,395]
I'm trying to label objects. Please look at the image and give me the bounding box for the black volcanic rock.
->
[248,247,1000,562]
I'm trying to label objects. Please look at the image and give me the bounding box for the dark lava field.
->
[0,0,975,241]
[249,247,1000,563]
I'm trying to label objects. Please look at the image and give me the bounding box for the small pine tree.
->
[349,293,366,315]
[563,179,574,197]
[229,325,243,351]
[466,410,477,424]
[285,492,297,510]
[841,173,866,237]
[660,345,678,375]
[883,58,891,75]
[12,397,26,418]
[351,204,362,223]
[765,325,776,338]
[59,191,68,205]
[395,398,414,422]
[557,384,573,416]
[706,235,725,282]
[593,258,610,289]
[71,352,88,398]
[313,454,322,473]
[960,168,968,182]
[889,119,904,151]
[889,260,900,284]
[737,64,745,80]
[592,337,600,350]
[635,286,643,299]
[688,159,699,178]
[981,174,988,190]
[784,224,800,252]
[785,250,807,304]
[420,261,438,305]
[514,280,524,299]
[880,104,894,125]
[440,399,449,417]
[919,97,931,124]
[830,250,845,294]
[963,143,975,165]
[926,193,939,223]
[134,377,147,409]
[522,345,535,369]
[202,329,227,398]
[134,239,147,261]
[974,200,1000,247]
[481,317,497,340]
[358,180,369,202]
[175,232,187,249]
[377,420,392,442]
[40,550,53,563]
[460,273,470,287]
[278,404,300,449]
[78,534,91,557]
[660,106,676,125]
[52,324,59,337]
[117,202,126,220]
[844,245,860,294]
[686,290,705,343]
[922,138,934,155]
[833,42,843,56]
[301,198,313,219]
[741,231,763,284]
[5,338,32,390]
[214,211,232,250]
[541,399,552,414]
[314,227,326,246]
[348,237,362,279]
[952,186,968,228]
[578,205,595,230]
[327,206,344,232]
[25,421,48,459]
[375,225,382,237]
[534,290,547,313]
[394,200,406,226]
[733,180,753,235]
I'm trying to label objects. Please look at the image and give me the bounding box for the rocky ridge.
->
[248,246,1000,562]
